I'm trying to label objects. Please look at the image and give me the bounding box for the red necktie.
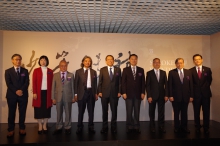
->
[198,67,201,79]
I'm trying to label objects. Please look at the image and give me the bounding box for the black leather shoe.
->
[38,130,43,134]
[100,128,108,134]
[126,128,132,133]
[150,128,156,133]
[182,128,190,133]
[204,129,209,134]
[135,129,141,134]
[53,129,62,135]
[159,127,166,133]
[7,131,14,138]
[111,127,117,133]
[43,129,48,134]
[174,128,181,133]
[65,129,71,135]
[89,128,96,134]
[196,128,201,133]
[76,128,82,134]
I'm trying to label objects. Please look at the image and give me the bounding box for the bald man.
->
[51,60,75,135]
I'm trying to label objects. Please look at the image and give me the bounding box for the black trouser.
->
[101,96,119,129]
[125,97,141,129]
[172,100,189,129]
[149,97,165,128]
[193,95,210,130]
[77,89,95,129]
[7,96,28,132]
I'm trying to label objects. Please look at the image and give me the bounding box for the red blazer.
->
[32,67,53,108]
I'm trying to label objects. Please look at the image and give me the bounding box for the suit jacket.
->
[122,66,145,99]
[74,68,97,100]
[146,69,168,100]
[168,68,193,103]
[190,66,212,98]
[97,66,121,98]
[32,67,53,108]
[51,71,74,102]
[5,67,29,98]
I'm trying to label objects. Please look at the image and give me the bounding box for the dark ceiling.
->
[0,0,220,35]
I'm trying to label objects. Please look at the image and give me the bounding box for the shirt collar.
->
[108,66,114,70]
[131,65,136,69]
[177,68,184,72]
[154,68,160,72]
[83,67,90,71]
[60,71,67,74]
[14,66,20,70]
[196,65,202,69]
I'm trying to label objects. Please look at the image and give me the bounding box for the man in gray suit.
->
[52,60,75,135]
[74,55,98,134]
[98,55,121,134]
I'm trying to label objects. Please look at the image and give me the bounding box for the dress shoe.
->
[182,128,190,133]
[204,129,209,134]
[76,128,82,134]
[43,128,48,134]
[65,128,71,135]
[126,128,132,133]
[159,127,166,133]
[38,130,43,134]
[150,128,156,133]
[135,129,141,134]
[196,128,201,133]
[7,131,14,138]
[19,129,26,136]
[100,128,108,134]
[174,128,181,133]
[53,129,62,135]
[111,127,117,133]
[88,128,96,134]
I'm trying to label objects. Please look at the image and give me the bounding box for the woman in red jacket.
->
[32,55,53,134]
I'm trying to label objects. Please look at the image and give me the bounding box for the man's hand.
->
[53,99,56,105]
[98,93,102,98]
[118,93,121,98]
[122,94,127,100]
[164,96,168,102]
[148,97,153,103]
[95,94,98,101]
[189,97,193,102]
[33,94,37,100]
[169,97,174,102]
[16,90,23,96]
[141,94,145,100]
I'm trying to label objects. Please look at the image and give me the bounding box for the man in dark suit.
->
[168,58,193,133]
[5,54,29,138]
[122,54,145,133]
[98,55,121,134]
[190,54,212,134]
[146,58,168,133]
[74,55,98,134]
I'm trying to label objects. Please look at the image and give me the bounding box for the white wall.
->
[210,32,220,122]
[0,31,211,123]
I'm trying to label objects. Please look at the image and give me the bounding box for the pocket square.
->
[21,73,25,76]
[67,77,71,81]
[186,76,190,80]
[138,73,142,76]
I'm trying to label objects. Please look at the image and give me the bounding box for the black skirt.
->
[34,90,51,119]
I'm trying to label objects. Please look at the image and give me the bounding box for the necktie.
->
[109,67,113,80]
[132,67,136,80]
[16,68,20,76]
[61,73,65,85]
[84,69,88,89]
[156,69,159,82]
[198,67,201,79]
[180,70,184,84]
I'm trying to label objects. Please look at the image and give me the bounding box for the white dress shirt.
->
[41,66,47,90]
[196,65,202,73]
[84,67,91,88]
[108,66,114,75]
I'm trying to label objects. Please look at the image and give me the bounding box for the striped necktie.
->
[132,66,136,80]
[61,72,65,85]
